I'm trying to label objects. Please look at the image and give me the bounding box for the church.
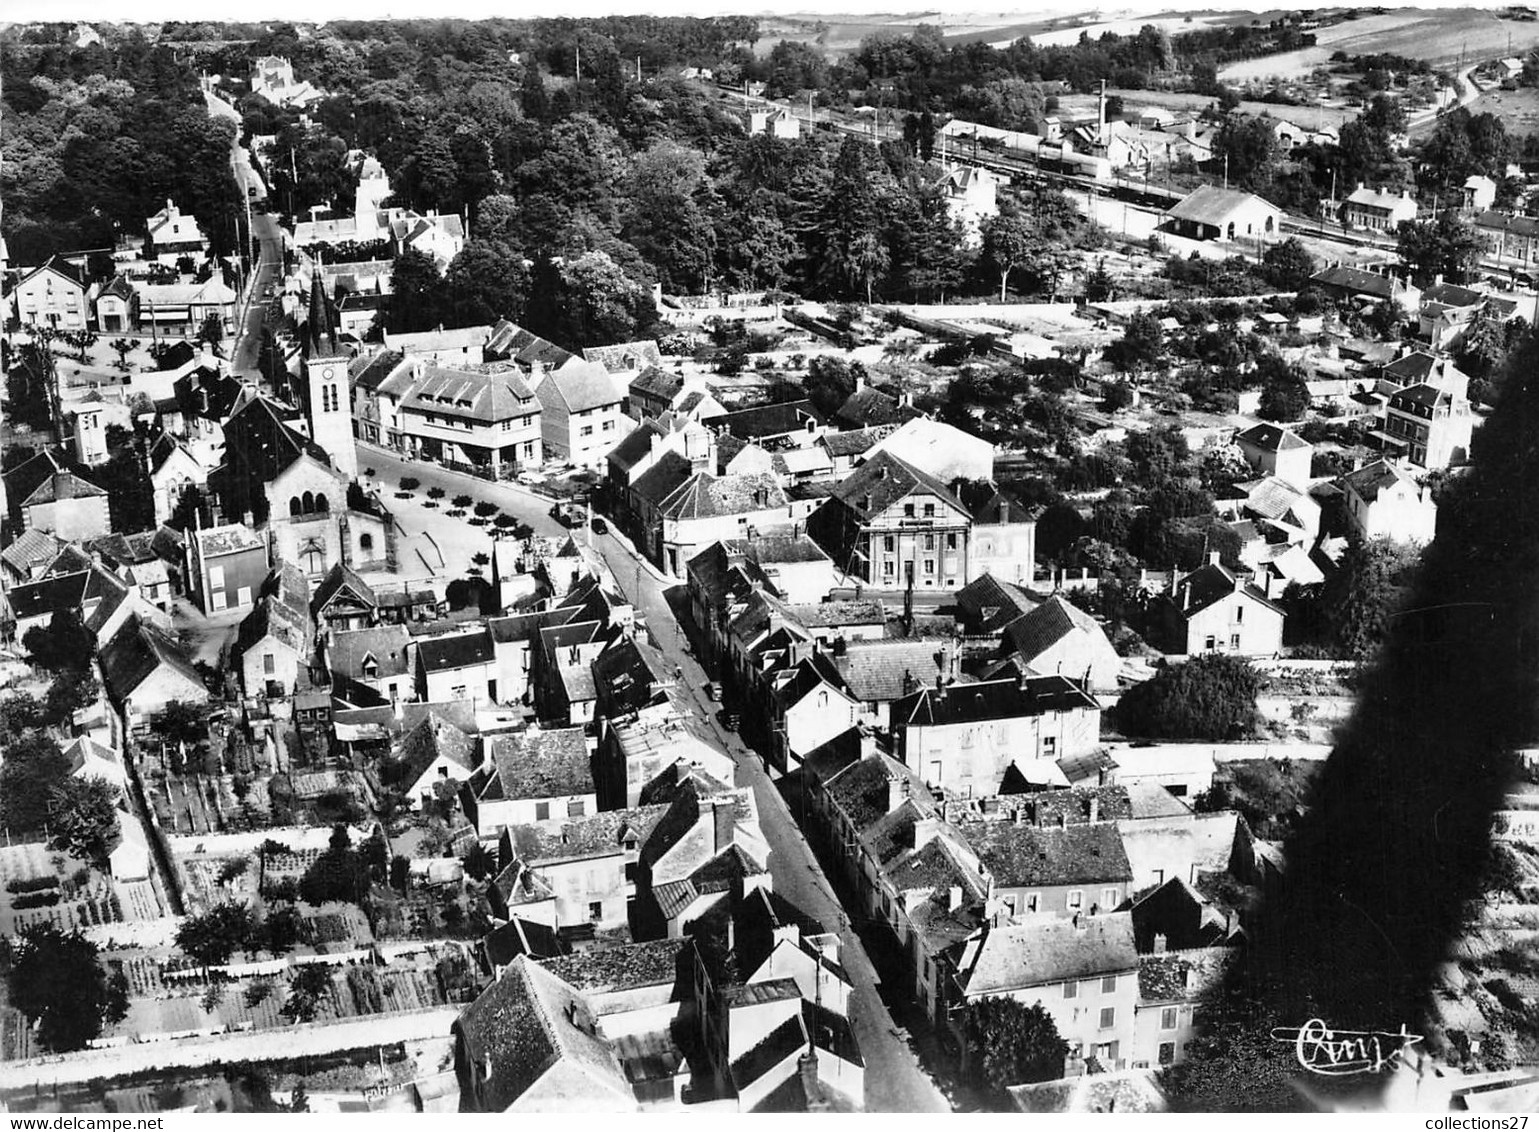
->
[208,275,397,579]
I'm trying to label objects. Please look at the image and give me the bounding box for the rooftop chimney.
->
[712,798,735,853]
[948,885,963,912]
[1153,932,1167,953]
[1089,795,1100,824]
[887,774,909,814]
[1207,550,1222,568]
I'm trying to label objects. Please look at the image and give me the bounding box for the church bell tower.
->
[302,270,358,480]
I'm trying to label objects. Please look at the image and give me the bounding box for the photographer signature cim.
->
[1270,1019,1426,1075]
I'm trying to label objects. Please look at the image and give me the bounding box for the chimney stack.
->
[1089,795,1100,824]
[1153,932,1167,953]
[948,884,963,912]
[713,799,735,853]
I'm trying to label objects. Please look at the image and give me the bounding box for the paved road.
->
[358,442,952,1111]
[587,532,952,1113]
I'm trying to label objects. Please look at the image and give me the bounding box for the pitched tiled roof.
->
[819,426,892,458]
[402,363,534,424]
[234,562,313,656]
[486,726,592,801]
[513,803,668,864]
[1235,423,1308,452]
[349,349,408,393]
[832,638,953,702]
[656,472,786,521]
[454,955,630,1112]
[583,340,662,373]
[1168,185,1277,227]
[1170,562,1281,619]
[327,624,412,680]
[1137,949,1234,1003]
[483,916,562,967]
[715,399,824,440]
[628,365,682,401]
[631,450,694,508]
[954,573,1040,633]
[835,386,920,428]
[954,911,1138,996]
[3,448,106,507]
[1341,458,1414,501]
[1,528,64,577]
[826,449,964,521]
[961,821,1132,888]
[1389,381,1452,409]
[607,420,662,474]
[1310,264,1399,299]
[1422,282,1485,309]
[99,617,203,702]
[894,675,1098,727]
[417,627,494,673]
[7,569,92,622]
[539,939,691,994]
[534,360,620,414]
[396,713,479,785]
[311,562,377,619]
[1004,595,1108,665]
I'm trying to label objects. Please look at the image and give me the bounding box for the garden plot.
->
[0,843,122,938]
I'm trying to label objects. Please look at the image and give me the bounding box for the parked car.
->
[548,502,573,527]
[590,516,608,534]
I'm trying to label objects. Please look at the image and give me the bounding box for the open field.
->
[1221,8,1539,81]
[1058,88,1360,132]
[1456,85,1539,138]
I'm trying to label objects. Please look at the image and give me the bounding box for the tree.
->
[385,248,442,334]
[22,610,95,674]
[156,700,206,748]
[439,239,530,327]
[0,734,71,835]
[46,778,121,867]
[1396,211,1483,287]
[1114,654,1262,740]
[176,901,258,967]
[1258,369,1310,422]
[8,924,128,1052]
[280,964,333,1024]
[981,211,1034,301]
[1104,312,1164,373]
[390,854,411,893]
[1213,113,1279,192]
[1321,535,1420,659]
[1195,758,1316,840]
[289,1084,311,1114]
[463,840,495,880]
[43,669,97,731]
[957,997,1068,1095]
[110,337,136,372]
[1161,976,1314,1111]
[1261,237,1317,290]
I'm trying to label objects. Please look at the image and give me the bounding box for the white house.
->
[1340,459,1437,545]
[465,726,597,836]
[1233,423,1312,490]
[11,258,89,330]
[532,360,632,471]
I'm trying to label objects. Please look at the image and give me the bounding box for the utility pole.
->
[575,41,580,83]
[636,55,641,83]
[1223,152,1229,190]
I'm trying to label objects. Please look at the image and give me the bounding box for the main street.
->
[207,88,282,379]
[356,441,953,1112]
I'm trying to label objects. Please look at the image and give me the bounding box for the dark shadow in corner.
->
[1166,329,1539,1110]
